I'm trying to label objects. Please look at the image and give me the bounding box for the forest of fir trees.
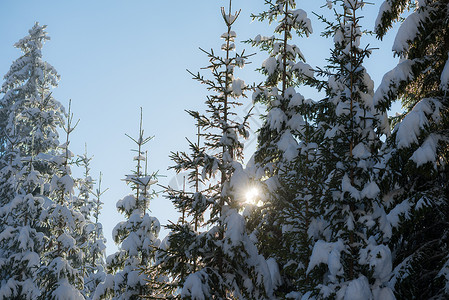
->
[0,0,448,299]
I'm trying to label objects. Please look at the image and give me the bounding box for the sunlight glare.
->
[245,187,260,205]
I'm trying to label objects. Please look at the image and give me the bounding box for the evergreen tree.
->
[149,120,206,298]
[74,150,107,299]
[0,22,62,161]
[94,110,160,300]
[374,0,449,298]
[37,104,85,299]
[246,0,318,297]
[0,142,44,299]
[83,173,107,300]
[0,22,82,299]
[152,1,273,299]
[305,1,394,298]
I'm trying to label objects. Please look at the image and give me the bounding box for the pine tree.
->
[305,1,394,298]
[374,0,449,298]
[0,22,80,299]
[148,120,206,298]
[0,142,44,299]
[245,0,318,297]
[152,1,273,299]
[0,23,62,161]
[74,150,107,299]
[93,110,160,300]
[37,104,85,299]
[83,173,107,299]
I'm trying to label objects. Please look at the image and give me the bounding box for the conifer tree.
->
[83,174,107,299]
[152,1,273,299]
[0,142,44,299]
[246,0,319,296]
[149,120,205,298]
[0,22,82,299]
[94,110,160,300]
[248,0,314,177]
[37,104,85,299]
[0,23,62,161]
[305,1,394,298]
[374,0,449,298]
[74,151,107,299]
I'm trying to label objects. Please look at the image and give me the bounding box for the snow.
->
[375,1,392,32]
[229,162,250,196]
[53,278,84,300]
[22,251,40,269]
[437,256,449,295]
[182,272,209,300]
[386,200,411,228]
[277,130,298,162]
[306,239,344,277]
[266,258,282,289]
[292,61,314,78]
[50,174,75,194]
[336,101,350,116]
[373,59,414,121]
[373,287,395,300]
[395,98,440,148]
[262,56,277,75]
[288,93,305,108]
[287,114,305,133]
[440,54,449,91]
[342,174,360,200]
[393,10,428,55]
[57,233,76,251]
[410,133,439,167]
[343,276,372,300]
[92,274,114,300]
[359,240,392,282]
[291,9,313,34]
[116,194,136,213]
[361,181,380,199]
[223,209,245,249]
[232,78,245,96]
[352,143,371,159]
[267,107,287,132]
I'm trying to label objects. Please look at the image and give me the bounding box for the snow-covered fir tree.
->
[0,143,44,299]
[374,0,449,298]
[37,105,86,299]
[0,23,84,299]
[74,150,107,299]
[152,1,274,299]
[246,0,318,297]
[0,22,62,161]
[149,120,206,298]
[83,173,107,299]
[94,110,160,300]
[304,1,394,298]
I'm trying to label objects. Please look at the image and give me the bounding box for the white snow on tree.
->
[245,0,320,297]
[374,0,449,298]
[0,23,84,300]
[37,104,86,299]
[93,110,160,300]
[305,1,394,299]
[152,1,274,299]
[73,150,107,299]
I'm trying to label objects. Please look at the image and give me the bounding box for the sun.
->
[245,187,260,205]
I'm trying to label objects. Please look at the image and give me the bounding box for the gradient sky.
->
[0,0,403,254]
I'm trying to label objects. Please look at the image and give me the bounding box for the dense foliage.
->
[1,1,448,299]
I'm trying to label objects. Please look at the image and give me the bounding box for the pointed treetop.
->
[14,22,50,51]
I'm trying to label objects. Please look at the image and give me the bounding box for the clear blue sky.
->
[0,0,402,254]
